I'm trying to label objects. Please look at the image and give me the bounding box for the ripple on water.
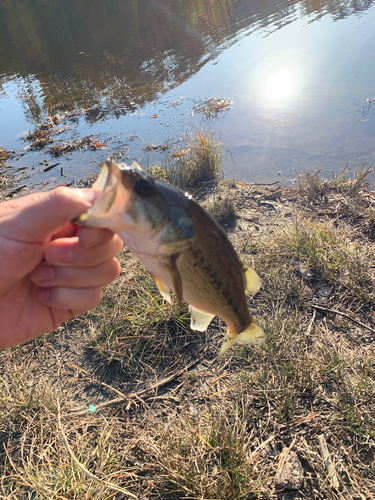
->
[294,88,332,103]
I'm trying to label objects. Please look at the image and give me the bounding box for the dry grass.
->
[0,173,9,193]
[0,147,12,162]
[207,196,236,225]
[150,126,224,191]
[0,148,17,201]
[279,218,375,303]
[298,164,375,238]
[87,251,200,377]
[297,164,371,203]
[1,168,375,498]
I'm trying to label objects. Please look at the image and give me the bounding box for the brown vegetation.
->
[193,97,233,121]
[1,168,375,498]
[150,126,224,191]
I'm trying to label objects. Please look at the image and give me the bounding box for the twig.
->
[57,401,138,499]
[277,437,297,473]
[290,411,321,427]
[249,181,281,186]
[70,353,205,416]
[207,384,238,398]
[7,185,28,197]
[317,434,340,490]
[305,310,316,336]
[249,434,275,461]
[310,304,375,334]
[66,361,129,400]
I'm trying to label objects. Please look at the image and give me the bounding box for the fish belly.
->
[119,229,251,336]
[119,230,175,291]
[176,248,251,335]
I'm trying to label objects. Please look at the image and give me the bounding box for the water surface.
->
[1,0,375,189]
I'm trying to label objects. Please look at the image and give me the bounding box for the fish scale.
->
[74,159,266,356]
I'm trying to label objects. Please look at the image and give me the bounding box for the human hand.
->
[0,186,123,349]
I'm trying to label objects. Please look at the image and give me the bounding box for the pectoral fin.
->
[166,256,183,305]
[189,306,215,331]
[218,319,265,358]
[241,262,261,296]
[153,276,172,304]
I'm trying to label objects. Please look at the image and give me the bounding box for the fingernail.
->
[37,289,50,302]
[46,247,73,265]
[32,266,56,283]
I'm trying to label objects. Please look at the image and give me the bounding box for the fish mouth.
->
[73,159,149,226]
[73,159,125,225]
[98,158,151,192]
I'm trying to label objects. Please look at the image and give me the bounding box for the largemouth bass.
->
[75,159,265,356]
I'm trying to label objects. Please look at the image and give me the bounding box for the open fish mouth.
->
[73,159,128,225]
[92,159,148,198]
[93,159,111,192]
[73,158,153,228]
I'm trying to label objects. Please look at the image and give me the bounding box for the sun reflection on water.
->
[266,69,293,99]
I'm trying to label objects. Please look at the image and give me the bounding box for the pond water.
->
[1,0,375,190]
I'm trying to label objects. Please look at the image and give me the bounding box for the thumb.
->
[0,187,97,243]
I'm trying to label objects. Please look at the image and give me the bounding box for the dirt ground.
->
[1,168,375,499]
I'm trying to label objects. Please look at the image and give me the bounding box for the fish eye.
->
[135,179,154,197]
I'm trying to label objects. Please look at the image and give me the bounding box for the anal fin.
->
[153,276,172,304]
[189,306,215,332]
[218,319,265,358]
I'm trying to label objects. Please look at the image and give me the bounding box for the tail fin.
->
[218,319,265,358]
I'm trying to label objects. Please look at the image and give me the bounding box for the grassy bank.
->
[1,148,375,498]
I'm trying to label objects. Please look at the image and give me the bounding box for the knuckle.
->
[71,288,103,316]
[49,186,89,214]
[51,186,70,201]
[48,186,74,212]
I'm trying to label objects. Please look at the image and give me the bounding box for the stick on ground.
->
[310,304,375,335]
[70,353,205,417]
[317,434,340,491]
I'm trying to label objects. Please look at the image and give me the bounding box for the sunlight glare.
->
[266,70,293,99]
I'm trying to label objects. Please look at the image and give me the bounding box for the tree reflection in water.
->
[0,0,373,124]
